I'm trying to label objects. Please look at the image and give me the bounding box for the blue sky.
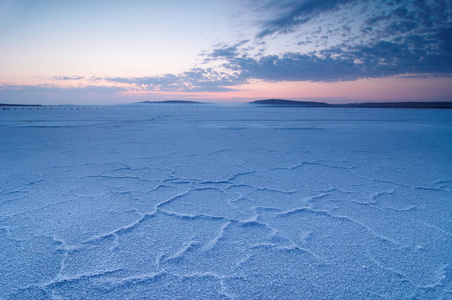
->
[1,0,451,104]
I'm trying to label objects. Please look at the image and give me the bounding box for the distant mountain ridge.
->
[250,99,452,109]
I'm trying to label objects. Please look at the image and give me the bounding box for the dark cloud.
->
[256,0,451,47]
[392,6,408,17]
[256,0,359,38]
[224,52,360,82]
[386,20,418,34]
[211,19,452,83]
[199,0,452,83]
[208,40,249,59]
[366,0,450,38]
[365,13,390,26]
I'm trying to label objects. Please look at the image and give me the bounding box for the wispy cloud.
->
[51,76,85,81]
[0,84,126,93]
[105,67,243,92]
[399,74,452,79]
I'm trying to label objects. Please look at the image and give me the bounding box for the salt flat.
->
[1,106,451,299]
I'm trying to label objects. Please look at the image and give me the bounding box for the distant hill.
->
[250,99,452,109]
[138,100,208,104]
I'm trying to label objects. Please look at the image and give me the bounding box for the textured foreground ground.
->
[1,106,451,299]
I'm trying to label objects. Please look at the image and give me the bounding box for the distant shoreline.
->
[2,99,452,109]
[249,99,452,109]
[0,103,42,107]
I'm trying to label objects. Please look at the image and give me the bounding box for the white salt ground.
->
[0,105,451,299]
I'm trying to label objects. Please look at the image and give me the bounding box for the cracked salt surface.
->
[1,106,451,299]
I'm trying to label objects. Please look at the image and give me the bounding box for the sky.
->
[0,0,451,105]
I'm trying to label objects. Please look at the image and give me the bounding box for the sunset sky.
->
[1,0,451,104]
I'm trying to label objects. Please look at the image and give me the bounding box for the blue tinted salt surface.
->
[0,106,451,299]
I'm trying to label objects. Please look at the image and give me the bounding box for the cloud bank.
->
[97,0,452,92]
